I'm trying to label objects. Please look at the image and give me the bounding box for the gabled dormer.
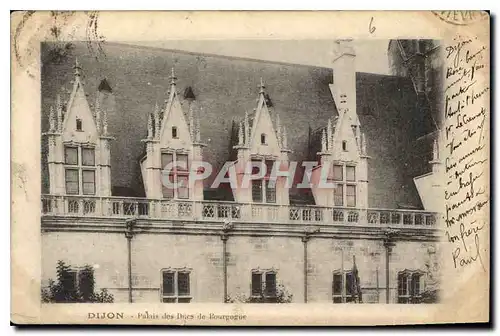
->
[230,79,291,205]
[159,69,193,150]
[246,79,283,157]
[310,40,370,209]
[330,107,363,162]
[141,68,206,201]
[61,60,99,144]
[44,59,114,197]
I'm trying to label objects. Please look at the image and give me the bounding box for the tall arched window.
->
[261,133,267,145]
[172,126,178,139]
[342,140,347,151]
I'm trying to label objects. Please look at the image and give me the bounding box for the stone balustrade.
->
[41,195,437,227]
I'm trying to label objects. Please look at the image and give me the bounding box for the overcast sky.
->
[131,40,390,75]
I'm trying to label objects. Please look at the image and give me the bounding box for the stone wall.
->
[42,228,438,304]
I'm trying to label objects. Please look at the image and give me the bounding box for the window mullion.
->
[78,146,83,196]
[260,159,265,203]
[342,165,346,207]
[262,272,265,297]
[262,179,266,203]
[78,146,81,166]
[79,168,83,196]
[406,273,411,302]
[343,184,346,208]
[174,271,178,302]
[342,271,346,303]
[262,273,265,297]
[173,152,178,199]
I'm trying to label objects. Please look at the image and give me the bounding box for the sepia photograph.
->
[11,11,490,325]
[39,38,443,305]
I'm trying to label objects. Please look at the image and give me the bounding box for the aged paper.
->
[11,11,490,325]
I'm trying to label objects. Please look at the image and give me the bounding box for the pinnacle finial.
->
[74,58,82,77]
[147,113,154,139]
[327,119,333,150]
[276,113,282,146]
[432,139,439,160]
[321,129,327,152]
[102,104,108,136]
[95,96,101,133]
[49,106,56,132]
[282,126,288,149]
[244,110,250,146]
[195,116,201,142]
[188,103,195,140]
[170,67,177,85]
[238,121,244,146]
[361,132,367,155]
[56,94,63,132]
[154,102,160,138]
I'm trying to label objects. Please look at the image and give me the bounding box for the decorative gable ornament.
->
[234,78,291,157]
[230,79,291,206]
[43,59,114,197]
[310,40,370,208]
[141,68,206,200]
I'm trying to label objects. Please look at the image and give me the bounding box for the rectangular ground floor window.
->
[332,270,359,303]
[161,269,192,303]
[251,269,277,303]
[398,270,423,304]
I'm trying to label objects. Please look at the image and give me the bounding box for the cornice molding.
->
[41,216,440,241]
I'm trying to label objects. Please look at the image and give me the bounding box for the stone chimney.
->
[330,39,357,121]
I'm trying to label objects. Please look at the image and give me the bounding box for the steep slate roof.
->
[355,72,433,209]
[41,42,431,209]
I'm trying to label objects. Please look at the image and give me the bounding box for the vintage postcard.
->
[11,11,490,325]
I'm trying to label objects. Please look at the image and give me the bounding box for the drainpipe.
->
[125,218,137,304]
[221,219,234,303]
[302,227,320,303]
[302,235,309,303]
[383,229,398,304]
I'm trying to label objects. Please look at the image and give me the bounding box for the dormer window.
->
[330,164,356,207]
[172,126,178,139]
[161,151,189,200]
[342,140,347,151]
[64,145,96,196]
[76,118,83,131]
[250,159,275,204]
[260,133,267,145]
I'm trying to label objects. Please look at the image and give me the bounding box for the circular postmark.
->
[432,10,489,26]
[12,11,106,77]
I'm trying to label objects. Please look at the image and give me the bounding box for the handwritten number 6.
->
[369,17,376,34]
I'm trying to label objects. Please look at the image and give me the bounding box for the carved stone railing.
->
[41,195,437,228]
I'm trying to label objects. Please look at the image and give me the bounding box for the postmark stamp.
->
[12,11,105,77]
[432,10,489,26]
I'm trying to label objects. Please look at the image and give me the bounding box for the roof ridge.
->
[105,41,333,70]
